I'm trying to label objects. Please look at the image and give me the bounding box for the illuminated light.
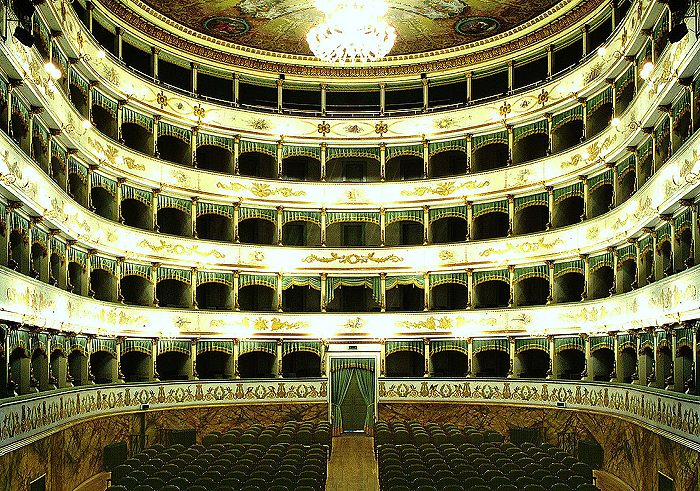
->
[81,119,92,130]
[611,117,621,127]
[640,69,651,80]
[115,156,123,165]
[96,50,106,59]
[643,62,654,72]
[597,46,606,56]
[626,200,639,215]
[44,61,56,74]
[581,151,590,160]
[50,68,61,80]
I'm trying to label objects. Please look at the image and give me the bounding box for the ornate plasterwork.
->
[301,252,404,265]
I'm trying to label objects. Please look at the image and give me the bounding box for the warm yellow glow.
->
[96,50,106,59]
[611,117,621,127]
[581,151,590,160]
[597,46,606,56]
[50,68,62,80]
[643,62,654,72]
[115,156,124,165]
[140,88,148,97]
[640,69,651,80]
[44,62,55,74]
[81,119,92,130]
[64,203,77,216]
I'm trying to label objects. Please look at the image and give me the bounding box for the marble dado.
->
[0,261,697,337]
[379,379,700,449]
[1,124,698,271]
[0,378,327,454]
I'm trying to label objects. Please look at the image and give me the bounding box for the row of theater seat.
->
[378,436,599,491]
[202,421,331,451]
[106,428,329,491]
[375,421,505,448]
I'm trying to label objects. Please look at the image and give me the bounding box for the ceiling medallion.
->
[306,0,396,64]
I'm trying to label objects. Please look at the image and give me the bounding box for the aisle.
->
[326,434,379,491]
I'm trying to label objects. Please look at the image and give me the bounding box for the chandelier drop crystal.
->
[306,0,397,64]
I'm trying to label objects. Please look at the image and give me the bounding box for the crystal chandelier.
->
[306,0,397,64]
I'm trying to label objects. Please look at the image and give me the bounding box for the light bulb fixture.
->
[81,119,92,130]
[643,61,654,72]
[96,50,106,59]
[44,61,55,74]
[597,46,607,56]
[306,0,397,64]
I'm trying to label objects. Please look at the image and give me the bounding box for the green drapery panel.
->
[9,212,29,241]
[121,338,153,355]
[616,245,636,268]
[92,339,116,357]
[326,211,380,225]
[53,45,68,79]
[639,234,653,256]
[553,260,584,279]
[196,133,234,152]
[281,276,321,290]
[653,13,669,54]
[238,75,277,88]
[330,358,375,373]
[50,334,66,355]
[121,107,153,132]
[8,330,29,352]
[196,270,234,287]
[590,335,614,352]
[428,139,467,157]
[429,272,467,288]
[513,120,548,143]
[472,200,508,218]
[121,184,152,206]
[473,338,508,354]
[326,277,381,305]
[239,139,277,157]
[158,50,191,68]
[158,339,191,355]
[617,334,636,353]
[617,155,636,182]
[91,89,118,118]
[69,67,89,98]
[282,210,321,226]
[672,90,691,130]
[615,65,635,101]
[385,209,423,225]
[238,341,276,355]
[656,222,671,247]
[67,336,89,355]
[90,255,118,276]
[281,144,321,160]
[638,42,652,70]
[674,208,692,238]
[695,78,700,109]
[554,336,585,354]
[11,95,29,129]
[92,10,116,33]
[0,78,6,108]
[158,195,191,214]
[430,339,468,355]
[50,237,66,261]
[590,252,613,272]
[675,327,693,351]
[384,275,424,290]
[429,205,467,223]
[386,144,423,160]
[158,121,191,143]
[331,367,352,436]
[473,269,509,286]
[91,172,117,197]
[552,106,584,132]
[51,139,67,170]
[238,206,277,223]
[472,131,508,151]
[514,265,549,283]
[197,202,234,219]
[656,331,671,352]
[67,247,87,268]
[639,333,654,353]
[32,15,49,49]
[156,267,192,284]
[0,202,5,229]
[515,338,548,354]
[588,170,613,193]
[32,117,49,151]
[30,332,49,354]
[385,340,423,355]
[330,358,375,436]
[638,137,653,163]
[654,117,670,144]
[514,193,548,213]
[282,341,322,357]
[122,32,152,51]
[196,340,234,355]
[586,87,614,116]
[356,366,375,435]
[239,274,277,290]
[68,157,88,183]
[121,262,152,281]
[31,226,48,252]
[553,182,584,205]
[326,146,380,161]
[386,80,424,90]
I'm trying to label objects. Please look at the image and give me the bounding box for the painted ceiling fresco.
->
[139,0,563,56]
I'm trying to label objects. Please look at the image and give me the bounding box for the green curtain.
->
[331,358,375,436]
[355,366,375,435]
[331,366,353,436]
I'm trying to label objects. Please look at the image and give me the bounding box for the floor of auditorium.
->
[74,434,631,491]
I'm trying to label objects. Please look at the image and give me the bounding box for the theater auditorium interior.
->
[0,0,699,490]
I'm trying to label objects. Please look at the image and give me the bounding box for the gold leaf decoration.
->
[401,180,489,196]
[479,237,565,257]
[216,182,305,197]
[251,317,310,331]
[137,239,225,258]
[301,252,403,264]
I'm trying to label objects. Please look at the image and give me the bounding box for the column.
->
[152,338,159,381]
[277,140,283,178]
[579,97,587,141]
[546,186,554,230]
[380,207,386,246]
[320,143,327,181]
[631,237,640,289]
[233,74,239,106]
[507,125,514,165]
[191,267,198,309]
[507,195,514,236]
[276,273,283,312]
[546,335,556,379]
[672,328,683,391]
[320,84,327,116]
[379,83,386,116]
[466,201,473,240]
[86,249,96,298]
[274,206,283,245]
[379,340,386,377]
[116,338,125,383]
[579,175,588,220]
[507,265,514,307]
[582,334,592,381]
[275,339,282,378]
[320,207,327,246]
[152,188,160,231]
[547,46,554,79]
[422,138,429,178]
[662,214,675,276]
[422,205,429,245]
[190,126,198,167]
[612,336,620,382]
[628,145,640,191]
[580,253,589,300]
[233,339,240,378]
[466,135,472,173]
[466,338,473,377]
[465,72,472,102]
[233,203,240,243]
[607,161,616,207]
[151,47,159,80]
[380,273,386,313]
[651,331,661,388]
[423,272,430,311]
[379,143,386,181]
[277,79,283,113]
[423,338,430,377]
[86,1,94,31]
[650,225,662,282]
[151,263,159,306]
[116,257,124,302]
[507,61,514,93]
[608,246,618,296]
[581,24,589,56]
[693,323,699,395]
[631,333,641,385]
[609,78,617,117]
[191,198,198,238]
[117,101,124,143]
[87,82,97,123]
[320,340,327,377]
[320,273,327,312]
[679,199,695,269]
[690,201,699,266]
[153,115,161,157]
[233,270,240,311]
[507,337,516,378]
[422,78,429,111]
[115,27,123,60]
[545,113,553,155]
[466,269,473,309]
[233,135,240,174]
[546,260,554,304]
[645,127,658,174]
[190,339,198,380]
[610,0,618,27]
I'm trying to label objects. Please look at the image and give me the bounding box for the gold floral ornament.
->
[499,101,512,118]
[250,118,271,131]
[479,237,565,257]
[137,239,225,258]
[216,182,305,197]
[401,180,489,196]
[317,122,331,136]
[301,252,403,264]
[537,90,549,105]
[156,91,168,109]
[438,250,458,264]
[251,317,310,332]
[193,105,206,120]
[434,117,456,130]
[375,122,388,135]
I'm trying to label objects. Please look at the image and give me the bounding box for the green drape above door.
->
[330,358,375,436]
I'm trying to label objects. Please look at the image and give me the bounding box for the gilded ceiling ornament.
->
[400,180,489,196]
[301,252,403,264]
[559,306,621,323]
[396,316,453,331]
[6,287,55,312]
[478,237,565,257]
